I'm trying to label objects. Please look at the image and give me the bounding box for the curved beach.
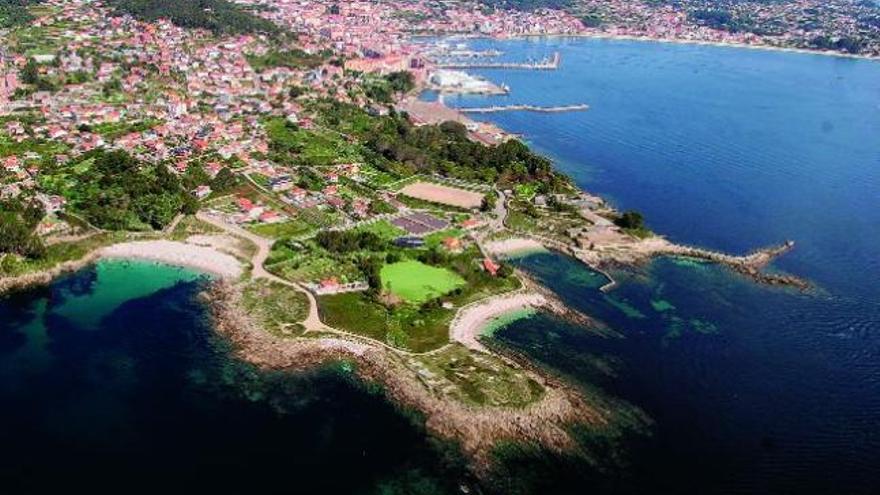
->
[484,237,548,257]
[450,292,547,353]
[100,240,243,279]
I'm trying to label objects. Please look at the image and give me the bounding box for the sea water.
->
[428,37,880,493]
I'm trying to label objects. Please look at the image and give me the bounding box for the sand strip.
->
[484,237,548,257]
[100,240,243,279]
[450,292,547,353]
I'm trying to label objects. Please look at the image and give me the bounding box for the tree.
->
[111,0,278,35]
[497,263,514,278]
[288,85,305,98]
[210,167,239,192]
[0,198,46,259]
[580,15,603,28]
[614,210,645,230]
[481,193,497,212]
[102,78,122,97]
[20,58,39,85]
[39,150,192,231]
[385,71,415,94]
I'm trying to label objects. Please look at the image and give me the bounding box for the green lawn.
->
[354,220,405,241]
[248,219,315,239]
[423,228,464,249]
[381,260,465,304]
[318,292,453,352]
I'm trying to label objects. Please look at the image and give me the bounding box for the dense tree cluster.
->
[614,210,645,230]
[810,34,865,54]
[0,197,46,259]
[39,150,196,230]
[308,100,573,191]
[110,0,278,35]
[17,58,57,92]
[362,72,416,104]
[246,49,323,72]
[368,114,571,192]
[0,0,37,29]
[385,71,416,94]
[315,230,386,253]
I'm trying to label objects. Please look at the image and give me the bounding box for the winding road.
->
[196,211,326,331]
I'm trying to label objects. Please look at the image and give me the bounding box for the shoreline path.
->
[195,211,547,357]
[196,211,326,332]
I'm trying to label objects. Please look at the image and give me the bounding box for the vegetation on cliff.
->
[110,0,278,35]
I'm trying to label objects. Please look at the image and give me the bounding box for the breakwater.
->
[438,52,560,70]
[459,104,589,114]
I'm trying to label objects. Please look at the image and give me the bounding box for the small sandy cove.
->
[451,292,546,353]
[484,237,548,257]
[100,240,243,278]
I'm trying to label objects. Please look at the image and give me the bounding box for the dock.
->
[458,104,589,114]
[438,52,560,70]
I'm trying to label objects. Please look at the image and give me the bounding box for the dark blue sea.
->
[2,38,880,494]
[0,261,470,494]
[427,37,880,493]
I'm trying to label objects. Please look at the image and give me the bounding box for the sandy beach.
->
[450,292,547,353]
[484,237,548,257]
[100,240,243,279]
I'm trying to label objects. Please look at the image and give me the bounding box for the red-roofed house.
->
[483,257,500,276]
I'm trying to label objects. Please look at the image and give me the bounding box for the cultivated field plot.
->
[381,260,465,303]
[399,182,484,209]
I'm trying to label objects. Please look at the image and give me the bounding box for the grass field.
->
[241,279,309,337]
[354,220,405,241]
[318,292,453,352]
[381,260,465,304]
[248,219,315,239]
[423,228,465,249]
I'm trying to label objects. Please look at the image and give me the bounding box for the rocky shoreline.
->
[204,280,610,474]
[0,252,101,295]
[509,232,811,292]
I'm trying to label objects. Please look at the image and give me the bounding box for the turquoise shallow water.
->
[426,37,880,493]
[0,260,471,494]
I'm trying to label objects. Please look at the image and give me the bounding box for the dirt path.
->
[196,211,326,331]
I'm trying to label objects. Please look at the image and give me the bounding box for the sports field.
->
[399,182,484,209]
[381,260,465,303]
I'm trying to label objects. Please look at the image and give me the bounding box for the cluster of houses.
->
[231,197,288,225]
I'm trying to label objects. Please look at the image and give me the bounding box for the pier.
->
[438,52,560,70]
[458,104,589,114]
[441,49,503,58]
